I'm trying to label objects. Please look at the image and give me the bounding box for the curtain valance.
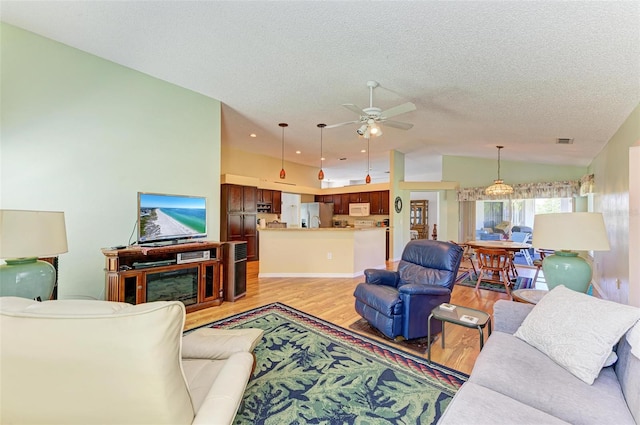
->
[457,180,581,202]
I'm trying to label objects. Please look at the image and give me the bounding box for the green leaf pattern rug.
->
[193,303,467,424]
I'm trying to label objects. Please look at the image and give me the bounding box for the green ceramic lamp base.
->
[541,250,592,293]
[0,257,56,301]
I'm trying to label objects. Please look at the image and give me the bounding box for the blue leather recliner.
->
[353,239,463,340]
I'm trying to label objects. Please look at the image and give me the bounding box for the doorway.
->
[410,200,429,239]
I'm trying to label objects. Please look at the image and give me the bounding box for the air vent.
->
[556,138,574,145]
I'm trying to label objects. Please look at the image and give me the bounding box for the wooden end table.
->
[427,303,492,363]
[512,289,548,305]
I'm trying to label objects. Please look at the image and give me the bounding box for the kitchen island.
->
[258,227,386,278]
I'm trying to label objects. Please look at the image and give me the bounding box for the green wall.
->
[0,23,222,299]
[443,155,586,187]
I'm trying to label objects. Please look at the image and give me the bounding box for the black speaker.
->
[223,241,247,301]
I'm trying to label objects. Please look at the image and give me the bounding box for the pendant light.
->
[279,123,288,179]
[317,123,326,180]
[365,137,371,184]
[485,145,513,196]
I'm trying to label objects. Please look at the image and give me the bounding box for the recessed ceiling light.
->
[250,133,257,138]
[321,157,325,161]
[296,150,301,154]
[361,149,366,153]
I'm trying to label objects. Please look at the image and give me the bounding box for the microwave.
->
[349,203,370,217]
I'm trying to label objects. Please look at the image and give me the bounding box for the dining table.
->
[465,240,532,280]
[465,240,532,252]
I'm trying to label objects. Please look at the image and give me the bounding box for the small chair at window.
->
[475,248,512,298]
[532,249,554,286]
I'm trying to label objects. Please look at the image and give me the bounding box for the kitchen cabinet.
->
[349,192,370,204]
[369,190,390,214]
[272,190,282,214]
[315,194,334,203]
[333,193,350,214]
[256,189,282,214]
[221,184,258,261]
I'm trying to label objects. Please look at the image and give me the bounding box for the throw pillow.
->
[514,285,640,384]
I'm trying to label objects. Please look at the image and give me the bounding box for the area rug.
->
[190,303,467,424]
[348,317,431,355]
[456,272,533,293]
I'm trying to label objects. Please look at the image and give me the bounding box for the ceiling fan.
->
[326,80,416,138]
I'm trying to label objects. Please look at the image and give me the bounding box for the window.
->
[476,198,573,236]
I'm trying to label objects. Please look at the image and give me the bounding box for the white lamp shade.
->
[532,212,610,251]
[0,210,68,259]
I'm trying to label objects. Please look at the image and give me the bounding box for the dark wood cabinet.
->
[315,194,333,203]
[333,193,350,214]
[257,189,281,213]
[102,242,223,313]
[225,185,256,213]
[349,192,370,204]
[272,190,282,214]
[370,190,390,214]
[221,184,258,261]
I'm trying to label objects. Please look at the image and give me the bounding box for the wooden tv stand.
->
[102,241,223,313]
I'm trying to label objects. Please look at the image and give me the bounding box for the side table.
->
[512,289,548,305]
[427,303,492,363]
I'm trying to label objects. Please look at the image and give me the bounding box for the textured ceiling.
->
[2,1,639,185]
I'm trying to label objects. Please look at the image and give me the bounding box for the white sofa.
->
[0,297,263,425]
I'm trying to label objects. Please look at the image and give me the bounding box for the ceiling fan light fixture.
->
[485,145,513,196]
[279,123,288,179]
[369,122,382,137]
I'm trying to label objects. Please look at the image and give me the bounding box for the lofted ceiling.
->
[1,1,639,186]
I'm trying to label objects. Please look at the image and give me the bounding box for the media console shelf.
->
[102,241,224,313]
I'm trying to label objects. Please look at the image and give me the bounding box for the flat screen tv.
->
[137,192,207,245]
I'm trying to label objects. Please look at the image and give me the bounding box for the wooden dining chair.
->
[450,241,478,276]
[475,248,512,298]
[532,249,554,286]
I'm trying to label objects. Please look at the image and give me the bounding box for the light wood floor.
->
[185,261,539,375]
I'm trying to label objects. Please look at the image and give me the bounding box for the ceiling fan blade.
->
[325,120,359,129]
[383,120,413,130]
[379,102,416,119]
[342,104,365,115]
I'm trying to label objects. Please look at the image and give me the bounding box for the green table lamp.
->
[0,209,68,300]
[532,212,610,293]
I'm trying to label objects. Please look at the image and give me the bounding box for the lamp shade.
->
[532,212,609,293]
[532,212,610,252]
[0,210,68,259]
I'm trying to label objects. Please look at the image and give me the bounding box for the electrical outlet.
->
[327,252,332,260]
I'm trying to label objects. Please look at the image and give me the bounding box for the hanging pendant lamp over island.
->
[365,137,371,184]
[485,145,513,196]
[317,123,326,180]
[279,123,288,179]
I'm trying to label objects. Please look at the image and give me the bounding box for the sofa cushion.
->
[437,382,570,425]
[470,331,636,425]
[0,297,195,425]
[182,327,264,360]
[514,285,640,384]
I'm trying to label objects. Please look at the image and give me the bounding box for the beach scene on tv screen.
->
[139,194,206,242]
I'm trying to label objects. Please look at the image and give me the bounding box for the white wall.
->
[589,103,640,304]
[1,24,222,299]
